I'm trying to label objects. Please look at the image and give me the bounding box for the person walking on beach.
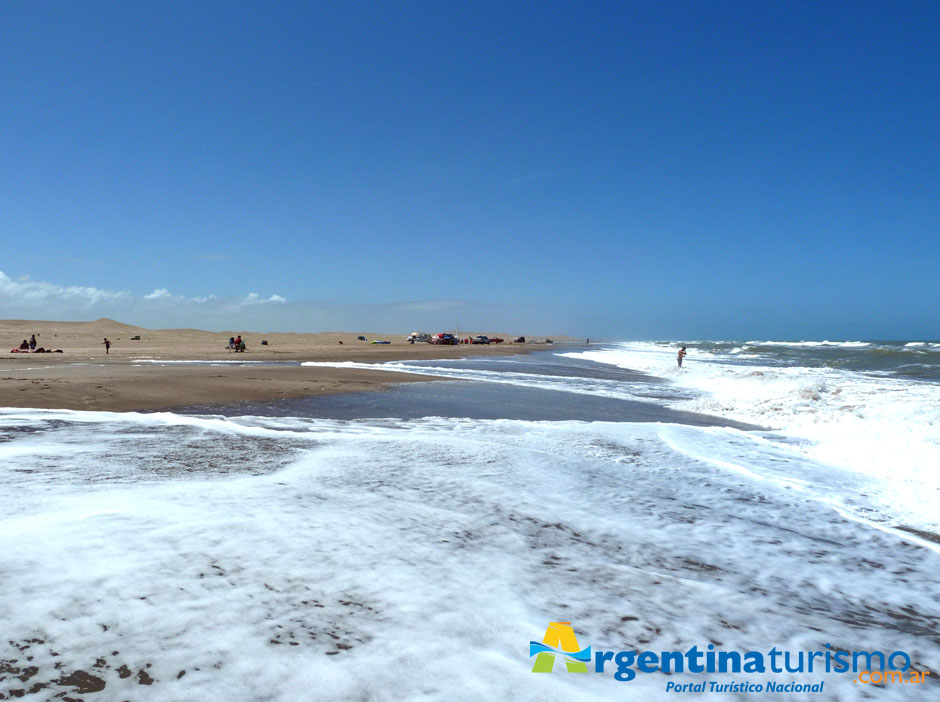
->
[677,346,687,368]
[103,338,111,355]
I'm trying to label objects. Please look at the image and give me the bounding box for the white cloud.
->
[141,288,282,307]
[144,288,172,300]
[0,270,288,326]
[242,293,287,305]
[0,271,130,307]
[0,270,563,334]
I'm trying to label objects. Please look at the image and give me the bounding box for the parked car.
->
[407,333,432,344]
[488,337,504,344]
[430,333,458,345]
[471,335,490,344]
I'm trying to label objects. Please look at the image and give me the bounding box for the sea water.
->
[560,340,940,532]
[1,344,938,700]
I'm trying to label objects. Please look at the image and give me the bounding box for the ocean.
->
[1,342,938,700]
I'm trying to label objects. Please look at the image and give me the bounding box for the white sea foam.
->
[131,358,275,364]
[560,344,940,528]
[305,348,940,532]
[743,340,872,348]
[1,409,938,700]
[301,360,690,403]
[900,342,940,349]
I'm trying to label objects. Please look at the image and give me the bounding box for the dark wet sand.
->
[187,378,762,429]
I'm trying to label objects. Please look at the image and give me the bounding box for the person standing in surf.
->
[677,346,687,367]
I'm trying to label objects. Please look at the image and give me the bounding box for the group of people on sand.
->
[12,334,62,354]
[12,332,253,355]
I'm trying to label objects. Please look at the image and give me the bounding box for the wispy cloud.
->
[0,271,567,334]
[243,292,287,305]
[0,270,286,326]
[139,288,286,308]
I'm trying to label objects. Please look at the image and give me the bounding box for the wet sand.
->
[202,378,764,429]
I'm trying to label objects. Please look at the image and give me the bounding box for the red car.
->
[430,333,459,345]
[488,337,504,344]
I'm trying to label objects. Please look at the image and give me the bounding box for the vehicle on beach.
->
[489,337,504,344]
[471,335,490,344]
[429,333,458,345]
[407,333,431,343]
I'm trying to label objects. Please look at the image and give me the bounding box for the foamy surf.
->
[306,345,940,534]
[301,359,693,404]
[1,406,938,700]
[560,342,940,521]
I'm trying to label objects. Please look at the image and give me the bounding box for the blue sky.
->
[2,1,937,338]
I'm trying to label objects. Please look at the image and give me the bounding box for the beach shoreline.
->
[1,319,578,412]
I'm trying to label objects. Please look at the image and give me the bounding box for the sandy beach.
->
[0,319,572,412]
